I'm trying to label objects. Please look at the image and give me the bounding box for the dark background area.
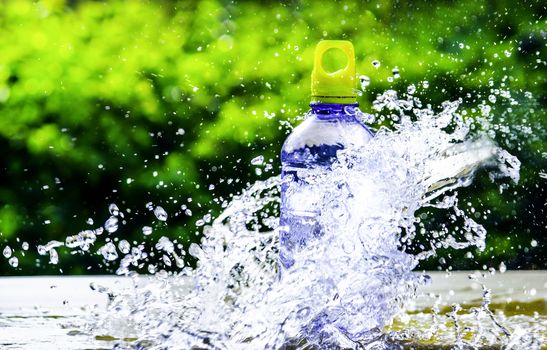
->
[0,0,545,275]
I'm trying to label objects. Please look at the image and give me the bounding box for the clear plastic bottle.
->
[279,40,374,269]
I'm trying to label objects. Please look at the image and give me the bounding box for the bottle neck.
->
[309,102,359,120]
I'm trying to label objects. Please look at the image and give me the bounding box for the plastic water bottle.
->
[279,40,374,269]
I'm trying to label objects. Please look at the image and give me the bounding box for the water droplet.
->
[251,155,264,165]
[152,206,168,222]
[480,104,492,117]
[156,236,174,253]
[118,240,131,254]
[49,249,59,265]
[459,43,464,49]
[104,216,119,233]
[142,226,153,236]
[8,256,18,267]
[407,84,416,95]
[162,255,172,267]
[392,68,400,79]
[37,245,47,255]
[531,239,538,247]
[109,203,120,216]
[371,60,380,68]
[499,262,507,273]
[203,213,212,223]
[98,242,118,261]
[359,75,370,90]
[3,246,12,258]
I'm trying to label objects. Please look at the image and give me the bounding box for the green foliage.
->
[0,0,544,275]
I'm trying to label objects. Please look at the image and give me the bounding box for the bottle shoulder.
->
[282,116,374,155]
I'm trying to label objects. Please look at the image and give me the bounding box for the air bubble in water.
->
[488,95,497,103]
[142,226,153,236]
[359,75,370,90]
[154,206,168,221]
[372,60,380,68]
[3,246,12,258]
[104,216,119,233]
[21,242,29,251]
[8,256,18,267]
[392,68,400,79]
[86,218,94,225]
[422,80,429,89]
[251,155,264,165]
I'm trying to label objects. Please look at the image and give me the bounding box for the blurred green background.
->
[0,0,544,275]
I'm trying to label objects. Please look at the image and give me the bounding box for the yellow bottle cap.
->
[311,40,357,104]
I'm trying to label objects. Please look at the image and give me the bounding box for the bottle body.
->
[279,104,373,269]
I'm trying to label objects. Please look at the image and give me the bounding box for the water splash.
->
[7,84,541,348]
[77,88,526,349]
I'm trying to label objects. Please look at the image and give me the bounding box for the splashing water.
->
[57,87,531,349]
[4,80,542,348]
